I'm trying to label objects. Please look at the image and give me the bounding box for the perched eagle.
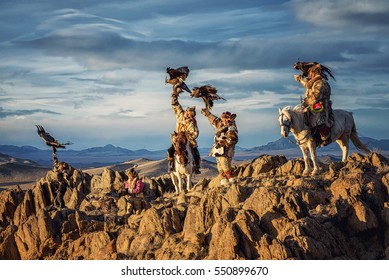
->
[190,85,226,110]
[165,66,191,93]
[293,61,335,81]
[36,125,72,152]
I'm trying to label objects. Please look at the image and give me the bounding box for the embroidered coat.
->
[295,74,333,127]
[172,97,199,147]
[203,111,238,158]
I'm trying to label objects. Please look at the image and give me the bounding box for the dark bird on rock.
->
[36,125,72,152]
[190,84,226,110]
[165,66,191,93]
[294,61,335,80]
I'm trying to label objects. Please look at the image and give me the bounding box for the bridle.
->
[279,109,311,145]
[279,112,291,134]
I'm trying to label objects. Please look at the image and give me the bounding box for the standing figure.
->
[294,63,334,145]
[201,108,238,185]
[167,92,201,174]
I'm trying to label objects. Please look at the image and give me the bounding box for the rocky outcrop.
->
[0,152,388,260]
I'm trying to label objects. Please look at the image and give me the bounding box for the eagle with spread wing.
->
[165,66,191,93]
[294,61,335,80]
[36,125,72,152]
[190,84,226,110]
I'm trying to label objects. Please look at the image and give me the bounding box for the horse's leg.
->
[170,173,177,193]
[186,172,192,191]
[336,138,349,162]
[308,141,320,175]
[170,172,179,194]
[300,144,311,176]
[177,172,182,193]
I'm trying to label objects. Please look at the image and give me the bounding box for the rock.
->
[0,225,20,259]
[1,153,389,260]
[0,188,25,227]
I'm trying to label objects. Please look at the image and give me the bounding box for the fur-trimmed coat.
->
[295,74,333,127]
[203,111,238,158]
[172,100,199,147]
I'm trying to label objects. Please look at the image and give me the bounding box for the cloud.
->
[0,107,62,119]
[355,98,389,109]
[0,0,388,149]
[290,0,389,31]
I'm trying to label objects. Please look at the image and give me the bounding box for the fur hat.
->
[185,106,196,117]
[221,111,237,121]
[308,64,323,76]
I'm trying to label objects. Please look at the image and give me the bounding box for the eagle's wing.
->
[192,85,225,110]
[166,66,190,89]
[203,85,225,101]
[294,61,318,76]
[175,66,189,79]
[180,81,191,93]
[36,125,67,148]
[321,65,335,81]
[294,61,335,80]
[166,66,189,80]
[201,96,213,110]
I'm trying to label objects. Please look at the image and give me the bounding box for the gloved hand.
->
[171,92,179,105]
[294,74,302,82]
[201,108,210,116]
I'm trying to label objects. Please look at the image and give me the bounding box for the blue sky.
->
[0,0,388,150]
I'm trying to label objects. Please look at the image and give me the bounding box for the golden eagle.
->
[165,66,191,93]
[36,125,72,152]
[294,61,335,80]
[190,84,225,110]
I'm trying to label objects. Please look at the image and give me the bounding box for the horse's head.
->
[170,131,189,165]
[278,106,292,138]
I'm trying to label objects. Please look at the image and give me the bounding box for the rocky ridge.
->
[0,152,389,260]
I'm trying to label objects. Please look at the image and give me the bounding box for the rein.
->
[280,110,312,146]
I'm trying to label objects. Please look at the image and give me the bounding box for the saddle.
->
[303,110,333,147]
[310,126,331,147]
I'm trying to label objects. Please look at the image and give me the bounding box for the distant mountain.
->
[1,136,387,168]
[246,136,389,153]
[246,137,296,152]
[0,144,165,168]
[75,144,137,156]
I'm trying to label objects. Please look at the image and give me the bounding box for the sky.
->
[0,0,388,150]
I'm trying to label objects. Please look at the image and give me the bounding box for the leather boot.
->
[194,147,201,174]
[319,125,330,141]
[168,159,174,173]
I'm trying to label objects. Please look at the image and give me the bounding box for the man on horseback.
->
[294,63,334,146]
[167,87,201,174]
[201,108,238,185]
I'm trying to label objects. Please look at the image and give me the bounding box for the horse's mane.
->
[281,104,304,113]
[293,104,304,112]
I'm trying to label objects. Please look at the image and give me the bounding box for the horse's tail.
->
[350,118,371,154]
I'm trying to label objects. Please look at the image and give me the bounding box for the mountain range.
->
[0,136,388,169]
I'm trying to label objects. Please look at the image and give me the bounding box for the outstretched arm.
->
[201,108,220,129]
[171,92,184,118]
[294,74,310,87]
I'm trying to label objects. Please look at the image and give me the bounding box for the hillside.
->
[83,158,219,180]
[1,152,389,260]
[0,153,49,190]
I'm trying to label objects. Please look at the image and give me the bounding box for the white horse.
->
[278,106,370,175]
[169,131,195,193]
